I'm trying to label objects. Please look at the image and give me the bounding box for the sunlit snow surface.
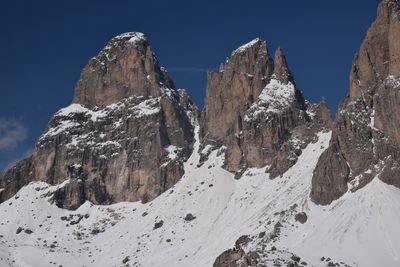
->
[40,97,161,140]
[1,128,400,266]
[258,78,296,112]
[244,78,297,121]
[231,38,260,55]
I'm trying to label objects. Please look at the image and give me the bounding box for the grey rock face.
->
[311,0,400,205]
[349,0,400,101]
[0,157,33,203]
[73,32,175,108]
[212,232,305,267]
[201,38,332,178]
[212,248,245,267]
[310,141,350,205]
[0,32,197,209]
[200,38,274,144]
[273,47,295,84]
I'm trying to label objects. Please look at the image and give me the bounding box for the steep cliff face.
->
[311,0,400,205]
[73,32,176,108]
[200,38,274,143]
[201,39,332,178]
[0,32,197,209]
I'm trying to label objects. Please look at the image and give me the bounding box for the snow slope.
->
[244,78,297,121]
[1,128,400,266]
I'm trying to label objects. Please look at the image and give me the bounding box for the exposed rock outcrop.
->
[311,0,400,205]
[213,232,306,267]
[212,248,246,267]
[200,38,273,144]
[73,32,175,108]
[0,32,197,209]
[201,39,332,178]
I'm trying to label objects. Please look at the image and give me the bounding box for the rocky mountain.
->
[0,1,400,266]
[0,32,197,209]
[311,0,400,205]
[200,40,331,178]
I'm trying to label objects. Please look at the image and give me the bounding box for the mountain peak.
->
[73,31,176,108]
[3,1,400,266]
[219,37,272,75]
[201,37,274,143]
[231,38,263,55]
[112,32,147,43]
[273,47,294,84]
[102,32,149,56]
[0,30,197,210]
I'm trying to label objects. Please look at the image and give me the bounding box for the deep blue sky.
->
[0,0,382,172]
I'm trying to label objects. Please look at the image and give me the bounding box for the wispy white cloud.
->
[0,118,28,151]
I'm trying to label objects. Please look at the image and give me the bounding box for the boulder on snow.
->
[153,220,164,230]
[294,212,308,224]
[184,213,196,222]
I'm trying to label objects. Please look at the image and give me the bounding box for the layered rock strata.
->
[0,32,197,209]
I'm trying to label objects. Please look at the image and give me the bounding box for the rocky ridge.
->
[0,3,400,265]
[200,39,332,178]
[311,0,400,205]
[0,0,398,231]
[0,34,333,209]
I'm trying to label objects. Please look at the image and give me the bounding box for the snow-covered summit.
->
[96,32,148,62]
[232,38,263,55]
[112,32,147,45]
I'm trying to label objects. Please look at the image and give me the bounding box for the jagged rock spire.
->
[273,47,295,85]
[220,38,274,82]
[200,38,274,142]
[201,37,330,178]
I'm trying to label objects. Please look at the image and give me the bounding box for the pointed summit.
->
[231,38,263,55]
[114,32,147,43]
[273,47,294,84]
[104,32,149,55]
[201,36,328,179]
[73,32,174,108]
[201,37,274,142]
[220,38,274,75]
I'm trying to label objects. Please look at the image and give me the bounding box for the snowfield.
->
[1,128,400,267]
[244,78,297,122]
